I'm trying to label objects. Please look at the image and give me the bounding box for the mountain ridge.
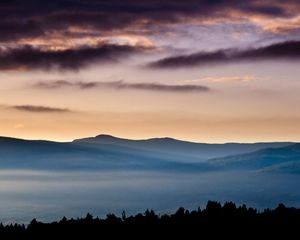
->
[0,134,296,146]
[0,134,298,172]
[74,134,296,145]
[73,134,294,161]
[209,143,300,172]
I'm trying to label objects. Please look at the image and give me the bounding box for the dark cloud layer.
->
[34,80,210,93]
[12,105,70,113]
[0,20,44,41]
[0,1,299,42]
[1,1,300,70]
[148,41,300,68]
[0,44,146,71]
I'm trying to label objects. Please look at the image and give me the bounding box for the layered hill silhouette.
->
[74,134,292,161]
[209,143,300,173]
[0,136,207,171]
[0,134,298,172]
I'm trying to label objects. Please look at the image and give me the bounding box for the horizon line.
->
[0,134,297,145]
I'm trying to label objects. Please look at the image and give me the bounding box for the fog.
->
[0,170,299,224]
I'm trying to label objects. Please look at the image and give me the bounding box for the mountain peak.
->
[95,134,121,140]
[72,134,130,144]
[93,135,178,142]
[73,134,182,145]
[147,137,177,142]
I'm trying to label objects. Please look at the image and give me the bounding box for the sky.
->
[1,0,300,143]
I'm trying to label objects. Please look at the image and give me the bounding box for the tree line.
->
[1,201,299,239]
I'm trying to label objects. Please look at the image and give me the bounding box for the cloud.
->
[256,15,300,33]
[34,80,99,89]
[148,41,300,68]
[0,1,299,43]
[1,1,299,72]
[202,76,256,82]
[0,20,44,41]
[33,80,210,93]
[11,105,70,113]
[0,44,147,71]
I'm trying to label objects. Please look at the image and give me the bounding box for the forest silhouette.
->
[0,201,299,239]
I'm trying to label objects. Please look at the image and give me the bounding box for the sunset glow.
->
[1,0,300,142]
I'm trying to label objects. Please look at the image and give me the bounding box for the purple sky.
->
[1,0,300,142]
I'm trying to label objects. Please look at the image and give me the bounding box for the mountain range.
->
[0,134,298,172]
[209,143,300,173]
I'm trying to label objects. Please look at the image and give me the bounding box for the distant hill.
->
[0,136,211,171]
[209,143,300,172]
[0,135,297,172]
[74,134,293,162]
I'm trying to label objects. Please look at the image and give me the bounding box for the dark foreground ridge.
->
[1,201,300,239]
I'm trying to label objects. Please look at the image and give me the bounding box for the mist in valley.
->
[0,169,299,224]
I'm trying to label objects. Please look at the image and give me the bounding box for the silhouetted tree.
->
[0,202,300,239]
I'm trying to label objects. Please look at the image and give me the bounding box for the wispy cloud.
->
[202,76,256,83]
[148,41,300,68]
[33,80,211,93]
[34,80,99,90]
[0,44,148,71]
[11,105,71,113]
[253,15,300,33]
